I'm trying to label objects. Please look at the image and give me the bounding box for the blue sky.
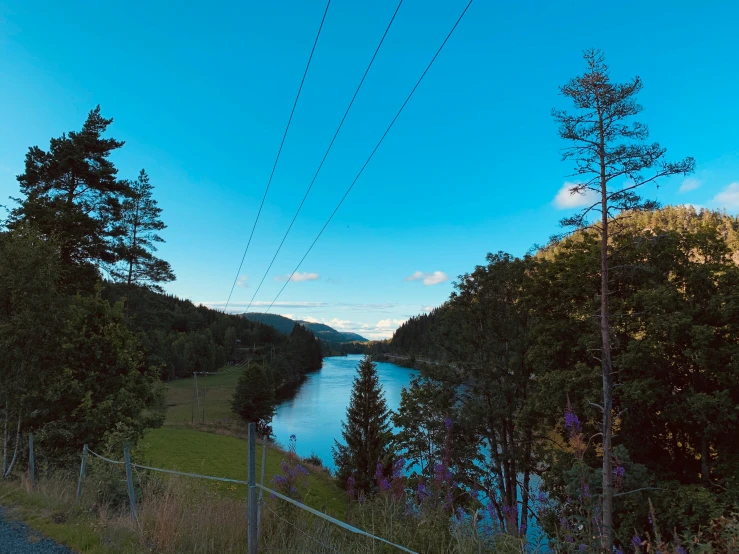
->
[1,0,738,339]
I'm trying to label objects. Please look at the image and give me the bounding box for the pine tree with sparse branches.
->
[108,169,175,313]
[552,48,694,551]
[333,355,392,495]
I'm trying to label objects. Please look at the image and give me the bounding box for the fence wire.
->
[84,446,418,553]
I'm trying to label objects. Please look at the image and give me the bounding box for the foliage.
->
[9,106,131,293]
[333,355,393,496]
[393,375,481,493]
[231,362,275,435]
[108,169,175,295]
[34,292,165,463]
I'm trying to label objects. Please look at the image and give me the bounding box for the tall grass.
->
[1,465,737,553]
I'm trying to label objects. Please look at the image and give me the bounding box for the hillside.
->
[244,312,368,342]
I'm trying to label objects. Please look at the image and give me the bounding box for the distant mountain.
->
[243,313,369,343]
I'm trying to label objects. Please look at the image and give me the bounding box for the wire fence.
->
[59,422,417,554]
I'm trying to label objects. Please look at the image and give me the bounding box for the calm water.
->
[271,354,416,470]
[270,354,545,543]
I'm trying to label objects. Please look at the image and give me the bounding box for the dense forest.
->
[376,204,739,548]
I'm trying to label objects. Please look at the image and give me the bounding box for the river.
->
[271,354,416,470]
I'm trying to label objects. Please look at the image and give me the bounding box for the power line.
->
[263,0,474,314]
[244,0,405,314]
[223,0,332,314]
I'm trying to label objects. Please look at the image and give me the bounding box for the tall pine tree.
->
[553,49,694,549]
[108,169,175,314]
[333,355,392,495]
[10,106,131,292]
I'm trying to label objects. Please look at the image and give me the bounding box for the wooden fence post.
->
[76,444,87,500]
[123,446,139,525]
[247,422,258,554]
[28,432,35,487]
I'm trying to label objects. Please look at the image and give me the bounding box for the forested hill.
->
[389,205,739,359]
[102,283,322,382]
[388,309,445,360]
[244,312,368,343]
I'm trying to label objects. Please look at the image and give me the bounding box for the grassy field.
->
[148,367,347,517]
[165,368,243,424]
[139,425,346,517]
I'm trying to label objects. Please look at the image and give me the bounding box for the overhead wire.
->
[223,0,332,314]
[244,0,405,313]
[263,0,475,313]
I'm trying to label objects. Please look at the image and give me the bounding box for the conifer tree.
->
[108,169,175,314]
[333,355,392,495]
[232,363,275,436]
[10,106,131,292]
[553,49,694,550]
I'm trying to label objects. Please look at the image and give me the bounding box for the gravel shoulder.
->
[0,508,73,554]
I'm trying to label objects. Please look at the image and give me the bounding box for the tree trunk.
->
[2,401,7,477]
[701,435,710,484]
[3,414,22,478]
[598,107,615,552]
[519,430,532,536]
[124,196,140,321]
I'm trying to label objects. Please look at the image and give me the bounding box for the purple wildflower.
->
[578,545,587,552]
[616,549,624,554]
[456,506,465,522]
[347,475,356,498]
[632,535,642,549]
[582,483,591,499]
[392,457,406,478]
[295,464,309,476]
[358,492,366,504]
[444,417,453,430]
[613,465,626,478]
[565,406,581,434]
[676,547,686,554]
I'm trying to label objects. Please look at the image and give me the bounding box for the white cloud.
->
[553,181,598,209]
[679,177,702,193]
[404,271,448,286]
[377,318,407,329]
[422,305,435,312]
[274,272,320,283]
[281,313,295,320]
[236,275,248,288]
[329,317,351,329]
[713,183,739,208]
[302,316,319,323]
